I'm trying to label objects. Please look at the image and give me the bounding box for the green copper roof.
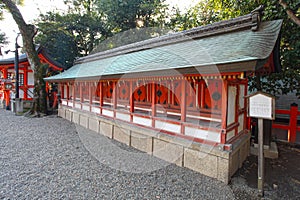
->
[46,19,282,81]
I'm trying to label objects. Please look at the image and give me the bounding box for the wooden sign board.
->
[247,91,275,120]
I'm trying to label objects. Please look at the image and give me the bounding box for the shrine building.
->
[45,8,282,183]
[0,46,65,109]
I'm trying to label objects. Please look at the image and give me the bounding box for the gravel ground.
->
[0,109,275,199]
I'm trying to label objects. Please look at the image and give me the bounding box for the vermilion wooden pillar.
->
[66,84,70,99]
[235,84,240,135]
[89,82,92,104]
[72,82,75,107]
[99,82,103,114]
[3,69,10,109]
[171,80,175,105]
[129,80,134,122]
[288,103,298,143]
[99,82,103,106]
[112,81,117,118]
[88,82,93,111]
[151,82,156,127]
[79,82,83,103]
[221,79,228,144]
[200,80,205,109]
[60,83,65,99]
[180,79,187,134]
[23,65,28,100]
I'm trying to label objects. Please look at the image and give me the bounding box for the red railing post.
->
[288,103,298,143]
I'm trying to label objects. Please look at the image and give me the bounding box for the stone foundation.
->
[58,106,250,184]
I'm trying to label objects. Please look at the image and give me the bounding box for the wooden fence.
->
[272,103,300,143]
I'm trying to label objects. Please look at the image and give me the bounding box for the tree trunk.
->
[2,0,48,116]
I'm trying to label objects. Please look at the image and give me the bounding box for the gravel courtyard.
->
[0,109,280,199]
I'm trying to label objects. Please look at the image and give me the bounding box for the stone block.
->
[217,157,230,184]
[229,151,239,177]
[184,148,218,179]
[65,110,72,121]
[131,132,153,154]
[239,141,249,168]
[79,115,88,128]
[153,139,183,166]
[72,112,80,124]
[58,108,65,118]
[88,117,99,133]
[99,122,113,138]
[114,126,130,146]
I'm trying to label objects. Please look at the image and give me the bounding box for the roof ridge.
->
[75,6,263,64]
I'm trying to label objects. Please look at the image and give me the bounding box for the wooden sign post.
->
[247,91,275,197]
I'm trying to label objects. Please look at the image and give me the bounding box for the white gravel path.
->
[0,109,264,199]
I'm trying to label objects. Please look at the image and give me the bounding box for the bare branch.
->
[279,0,300,26]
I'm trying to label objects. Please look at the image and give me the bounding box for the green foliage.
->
[35,0,169,62]
[35,0,109,67]
[249,69,300,98]
[35,12,79,69]
[98,0,168,31]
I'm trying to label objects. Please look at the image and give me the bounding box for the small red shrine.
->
[46,8,282,183]
[0,46,65,109]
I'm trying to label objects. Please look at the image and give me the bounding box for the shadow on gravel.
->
[231,142,300,200]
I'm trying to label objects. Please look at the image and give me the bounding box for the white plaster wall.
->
[102,109,114,117]
[185,126,220,143]
[227,85,237,125]
[28,72,34,85]
[133,116,152,127]
[116,112,130,122]
[238,114,244,133]
[155,120,181,134]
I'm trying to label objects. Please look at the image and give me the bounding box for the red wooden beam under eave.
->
[38,54,64,72]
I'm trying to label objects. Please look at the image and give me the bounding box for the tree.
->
[98,0,168,32]
[169,0,300,97]
[35,0,109,61]
[35,0,170,59]
[2,0,48,115]
[91,0,169,53]
[35,12,79,68]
